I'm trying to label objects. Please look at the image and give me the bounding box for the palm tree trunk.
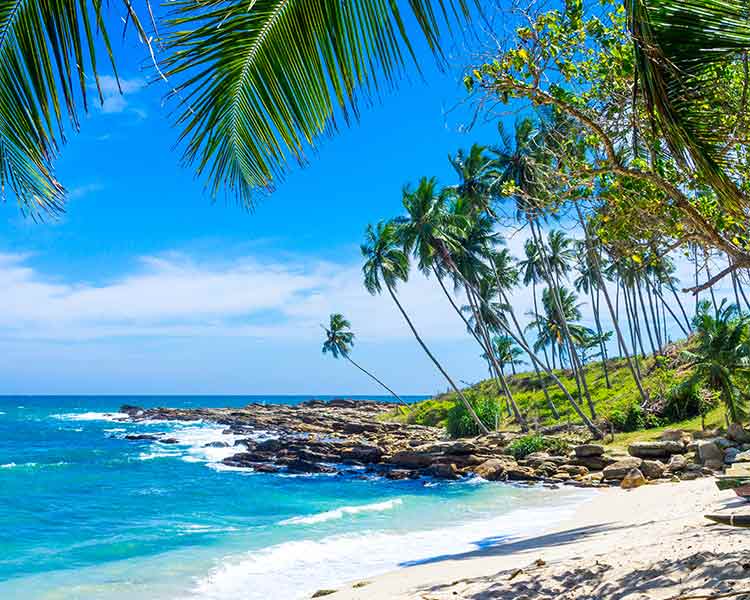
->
[433,267,526,430]
[644,277,663,350]
[344,355,410,409]
[384,280,489,435]
[448,250,601,439]
[635,276,658,356]
[643,275,689,338]
[705,253,719,311]
[591,285,611,387]
[615,280,625,357]
[575,205,648,404]
[465,285,527,430]
[531,280,552,369]
[667,277,692,333]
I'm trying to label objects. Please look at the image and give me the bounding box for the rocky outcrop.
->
[118,400,718,487]
[603,458,643,481]
[628,441,685,459]
[620,468,646,489]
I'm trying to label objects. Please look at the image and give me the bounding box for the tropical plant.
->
[2,1,476,214]
[321,313,408,408]
[361,220,489,433]
[682,300,750,424]
[491,335,524,376]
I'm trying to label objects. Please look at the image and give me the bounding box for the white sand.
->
[326,479,750,599]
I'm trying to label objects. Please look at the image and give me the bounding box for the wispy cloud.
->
[67,183,104,200]
[0,252,471,343]
[92,75,146,114]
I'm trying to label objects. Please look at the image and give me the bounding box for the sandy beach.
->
[326,479,749,599]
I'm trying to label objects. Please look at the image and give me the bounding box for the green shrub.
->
[608,401,664,432]
[446,394,501,438]
[662,380,715,423]
[506,434,569,459]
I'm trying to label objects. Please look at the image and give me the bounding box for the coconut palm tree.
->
[322,313,408,408]
[1,1,475,214]
[682,300,750,424]
[361,220,489,434]
[492,335,524,376]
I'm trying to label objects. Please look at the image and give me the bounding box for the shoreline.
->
[324,478,747,599]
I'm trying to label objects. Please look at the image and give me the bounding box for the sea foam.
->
[279,499,403,526]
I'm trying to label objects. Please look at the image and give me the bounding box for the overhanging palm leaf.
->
[0,1,117,215]
[629,0,750,214]
[163,0,475,206]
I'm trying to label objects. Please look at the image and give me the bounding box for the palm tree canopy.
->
[0,1,118,215]
[491,335,524,369]
[629,0,750,215]
[683,300,750,423]
[361,220,410,295]
[322,313,354,358]
[3,0,476,214]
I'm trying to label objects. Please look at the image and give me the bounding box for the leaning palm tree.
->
[322,313,408,409]
[361,221,489,434]
[682,300,750,424]
[1,1,476,214]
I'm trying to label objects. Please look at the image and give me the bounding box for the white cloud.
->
[92,75,146,114]
[0,252,472,343]
[67,183,104,200]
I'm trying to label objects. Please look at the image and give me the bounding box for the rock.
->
[286,460,337,474]
[640,460,665,480]
[256,439,284,452]
[696,440,724,465]
[666,454,688,473]
[574,444,605,458]
[473,458,515,481]
[557,464,589,477]
[311,589,337,597]
[571,454,617,471]
[427,463,460,480]
[253,464,280,473]
[620,468,646,489]
[728,423,750,444]
[385,469,419,480]
[658,429,685,441]
[734,450,750,463]
[505,465,538,481]
[603,457,643,481]
[628,441,685,459]
[725,447,741,464]
[714,437,735,450]
[421,440,477,455]
[203,441,229,448]
[387,450,436,469]
[120,404,144,416]
[124,433,162,441]
[339,444,383,463]
[704,459,724,471]
[160,438,179,444]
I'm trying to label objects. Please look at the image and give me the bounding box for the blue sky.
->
[0,7,732,396]
[0,10,515,395]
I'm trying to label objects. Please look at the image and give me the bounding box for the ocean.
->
[0,396,590,599]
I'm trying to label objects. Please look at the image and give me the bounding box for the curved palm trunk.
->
[447,262,601,439]
[529,220,596,420]
[575,205,649,405]
[645,279,663,350]
[465,285,527,430]
[643,275,689,338]
[590,285,611,388]
[635,276,658,356]
[667,277,692,333]
[433,267,526,429]
[384,280,489,435]
[344,355,410,409]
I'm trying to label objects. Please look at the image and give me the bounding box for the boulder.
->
[385,469,420,480]
[574,444,605,458]
[203,441,230,448]
[666,454,688,473]
[658,429,685,441]
[570,454,616,471]
[696,440,724,465]
[628,441,685,459]
[339,444,383,463]
[426,463,460,480]
[387,450,436,469]
[524,452,566,467]
[640,460,665,480]
[733,450,750,463]
[603,457,643,481]
[557,464,589,477]
[505,465,539,481]
[725,447,741,464]
[421,440,477,455]
[620,468,646,489]
[473,458,515,481]
[285,459,337,474]
[728,423,750,444]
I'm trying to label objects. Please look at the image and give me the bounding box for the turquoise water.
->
[0,396,590,599]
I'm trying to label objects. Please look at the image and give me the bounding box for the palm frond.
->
[629,0,750,214]
[163,0,475,207]
[0,0,117,215]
